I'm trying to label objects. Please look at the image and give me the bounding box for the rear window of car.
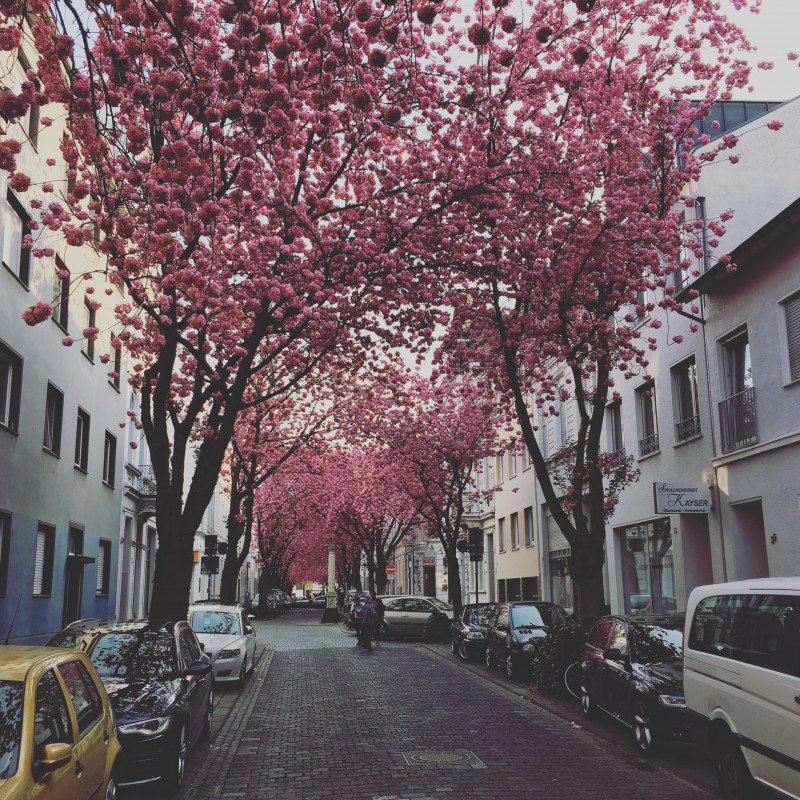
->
[464,606,493,625]
[428,598,452,612]
[0,680,24,779]
[689,593,800,676]
[89,631,178,680]
[631,625,683,664]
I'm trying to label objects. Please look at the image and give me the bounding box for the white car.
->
[188,603,256,685]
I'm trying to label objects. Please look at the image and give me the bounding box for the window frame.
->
[510,512,519,550]
[33,523,55,597]
[780,290,800,384]
[2,190,31,286]
[52,259,70,331]
[0,342,23,434]
[635,382,659,457]
[96,539,111,596]
[524,506,534,548]
[497,517,505,553]
[102,430,117,488]
[81,299,96,362]
[74,407,90,472]
[671,356,702,443]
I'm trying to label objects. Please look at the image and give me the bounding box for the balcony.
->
[719,387,758,453]
[675,415,701,442]
[607,447,626,467]
[638,433,660,458]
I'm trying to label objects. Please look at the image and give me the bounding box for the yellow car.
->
[0,646,121,800]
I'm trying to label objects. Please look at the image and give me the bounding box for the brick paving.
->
[177,611,715,800]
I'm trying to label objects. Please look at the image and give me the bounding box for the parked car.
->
[579,614,688,755]
[0,645,121,800]
[188,602,256,685]
[312,594,328,609]
[684,578,800,800]
[485,601,574,678]
[380,595,454,639]
[293,595,311,609]
[48,620,213,792]
[451,603,495,661]
[343,591,371,627]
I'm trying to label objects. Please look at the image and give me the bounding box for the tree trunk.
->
[569,538,607,628]
[148,533,195,621]
[445,544,463,614]
[375,548,387,594]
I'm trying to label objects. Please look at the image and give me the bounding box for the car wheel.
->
[200,688,213,741]
[633,699,660,755]
[104,776,117,800]
[581,685,597,719]
[457,639,471,661]
[237,655,247,687]
[164,724,187,794]
[716,733,757,800]
[485,647,497,669]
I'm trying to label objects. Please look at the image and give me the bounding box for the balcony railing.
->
[638,433,660,457]
[607,447,626,467]
[719,387,758,453]
[675,415,701,442]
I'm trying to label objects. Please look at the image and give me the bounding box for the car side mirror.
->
[40,742,73,772]
[246,626,255,635]
[603,647,625,661]
[185,661,212,678]
[247,614,255,621]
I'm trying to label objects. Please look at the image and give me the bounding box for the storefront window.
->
[619,517,676,616]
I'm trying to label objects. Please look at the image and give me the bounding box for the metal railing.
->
[607,447,626,467]
[719,387,758,453]
[675,415,701,442]
[638,433,660,457]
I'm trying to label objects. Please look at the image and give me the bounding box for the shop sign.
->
[423,557,435,566]
[653,482,711,514]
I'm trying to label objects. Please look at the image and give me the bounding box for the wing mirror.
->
[40,742,73,772]
[185,661,212,678]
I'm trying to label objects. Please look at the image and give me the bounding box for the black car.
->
[450,603,494,661]
[485,601,574,679]
[48,620,213,792]
[580,615,689,754]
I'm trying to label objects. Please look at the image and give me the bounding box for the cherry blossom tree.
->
[426,0,759,623]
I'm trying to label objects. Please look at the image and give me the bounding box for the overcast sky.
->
[722,0,800,100]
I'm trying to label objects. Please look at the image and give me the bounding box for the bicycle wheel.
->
[564,661,582,700]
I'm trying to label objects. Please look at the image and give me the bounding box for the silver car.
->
[188,603,256,685]
[381,595,454,638]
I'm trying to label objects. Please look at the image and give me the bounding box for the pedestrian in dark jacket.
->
[372,592,385,647]
[360,595,376,650]
[352,595,365,644]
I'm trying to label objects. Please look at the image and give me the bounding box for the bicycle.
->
[563,660,582,700]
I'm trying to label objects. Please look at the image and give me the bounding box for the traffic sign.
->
[386,564,396,575]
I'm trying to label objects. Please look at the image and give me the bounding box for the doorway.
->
[731,499,769,579]
[423,565,436,597]
[63,526,84,626]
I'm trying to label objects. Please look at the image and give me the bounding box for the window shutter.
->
[34,529,46,594]
[786,294,800,381]
[96,542,105,593]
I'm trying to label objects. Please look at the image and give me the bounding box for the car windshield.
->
[464,606,493,625]
[428,598,453,612]
[190,611,240,636]
[0,681,24,779]
[632,625,683,664]
[89,631,178,680]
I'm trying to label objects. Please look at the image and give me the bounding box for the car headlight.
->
[466,631,485,640]
[118,716,172,738]
[219,648,241,660]
[522,642,537,654]
[658,694,686,709]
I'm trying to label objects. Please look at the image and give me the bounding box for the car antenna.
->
[3,593,23,645]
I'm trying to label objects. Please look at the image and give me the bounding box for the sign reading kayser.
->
[653,482,711,514]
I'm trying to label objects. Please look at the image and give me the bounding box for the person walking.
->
[336,587,345,619]
[372,592,385,648]
[360,594,376,650]
[351,594,365,645]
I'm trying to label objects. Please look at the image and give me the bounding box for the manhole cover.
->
[401,750,486,769]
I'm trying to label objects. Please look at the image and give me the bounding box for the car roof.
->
[595,613,685,629]
[48,620,186,649]
[188,603,242,612]
[0,645,85,681]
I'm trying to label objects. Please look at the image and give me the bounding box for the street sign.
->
[386,564,396,575]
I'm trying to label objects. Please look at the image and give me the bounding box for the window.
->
[2,191,30,285]
[509,449,517,478]
[0,342,23,433]
[672,357,701,442]
[496,453,504,484]
[82,299,96,361]
[782,291,800,382]
[103,431,116,487]
[0,511,10,595]
[605,401,624,465]
[510,512,519,549]
[498,517,505,552]
[720,328,757,452]
[33,523,55,596]
[694,197,710,273]
[52,260,69,330]
[32,670,73,771]
[522,446,531,470]
[521,576,539,601]
[618,517,676,616]
[524,506,534,547]
[57,660,103,736]
[43,383,63,455]
[635,382,659,457]
[6,56,39,147]
[96,539,111,596]
[110,345,121,390]
[75,408,90,471]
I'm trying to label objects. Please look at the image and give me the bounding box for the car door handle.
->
[103,729,110,743]
[75,760,84,776]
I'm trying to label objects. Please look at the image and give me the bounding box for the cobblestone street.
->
[165,611,723,800]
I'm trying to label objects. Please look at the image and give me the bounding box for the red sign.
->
[385,564,396,575]
[423,557,435,566]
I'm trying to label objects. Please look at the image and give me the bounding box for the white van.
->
[683,578,800,800]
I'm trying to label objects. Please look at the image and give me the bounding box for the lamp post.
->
[321,543,339,623]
